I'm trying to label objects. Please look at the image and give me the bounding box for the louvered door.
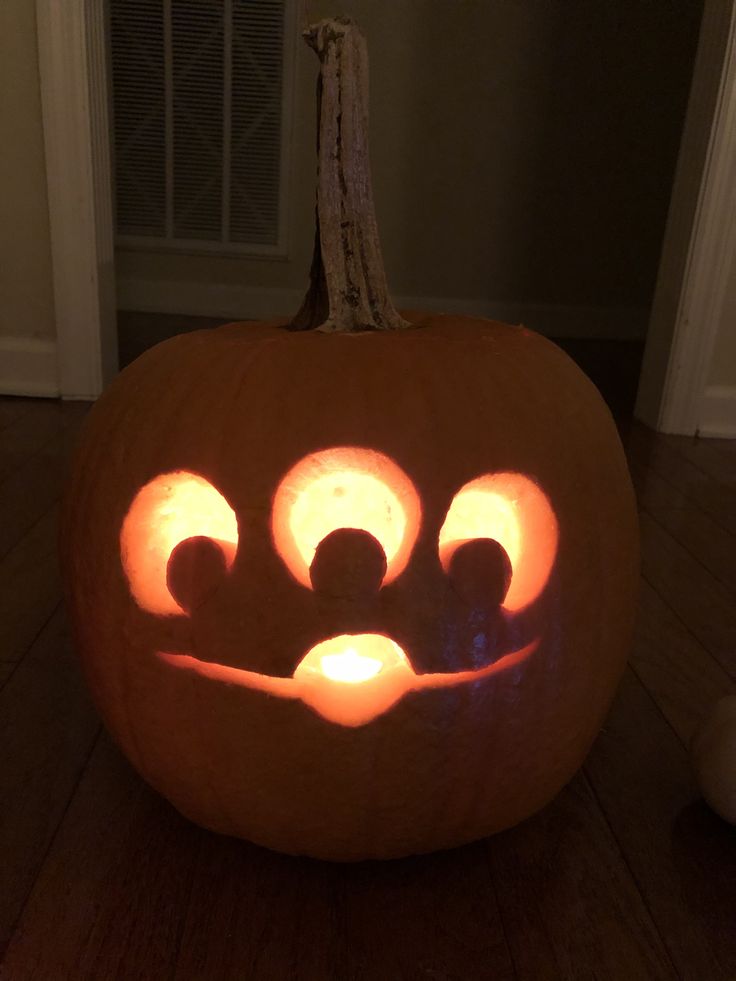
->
[110,0,293,255]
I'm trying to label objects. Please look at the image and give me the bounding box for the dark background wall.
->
[117,0,703,338]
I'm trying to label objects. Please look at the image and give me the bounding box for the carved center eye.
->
[309,528,387,598]
[272,448,421,589]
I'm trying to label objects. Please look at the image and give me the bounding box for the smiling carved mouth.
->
[157,633,539,727]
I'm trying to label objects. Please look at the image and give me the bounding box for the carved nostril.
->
[448,538,512,609]
[166,536,230,613]
[309,528,387,599]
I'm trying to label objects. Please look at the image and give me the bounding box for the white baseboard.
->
[117,277,648,340]
[0,336,59,397]
[698,385,736,437]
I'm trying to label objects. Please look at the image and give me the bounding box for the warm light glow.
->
[121,471,238,615]
[157,633,539,728]
[321,647,383,683]
[290,471,405,565]
[272,448,421,588]
[295,634,415,726]
[441,490,521,567]
[439,473,558,612]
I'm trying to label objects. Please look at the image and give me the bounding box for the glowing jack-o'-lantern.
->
[61,18,638,859]
[118,454,557,730]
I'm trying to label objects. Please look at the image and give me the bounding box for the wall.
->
[700,248,736,435]
[708,254,736,388]
[0,0,57,394]
[117,0,702,339]
[635,0,736,437]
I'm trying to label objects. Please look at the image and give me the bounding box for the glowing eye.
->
[121,471,238,615]
[439,473,558,612]
[272,448,421,589]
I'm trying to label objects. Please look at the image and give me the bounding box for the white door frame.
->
[635,0,736,436]
[40,1,735,425]
[37,0,117,400]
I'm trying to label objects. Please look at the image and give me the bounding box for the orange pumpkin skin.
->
[61,313,638,860]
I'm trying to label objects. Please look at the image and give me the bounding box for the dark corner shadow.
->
[671,797,736,973]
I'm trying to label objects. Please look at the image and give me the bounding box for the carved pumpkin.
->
[61,18,638,860]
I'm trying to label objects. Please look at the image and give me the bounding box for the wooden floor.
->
[1,349,735,979]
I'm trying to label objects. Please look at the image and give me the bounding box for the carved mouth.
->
[157,632,539,727]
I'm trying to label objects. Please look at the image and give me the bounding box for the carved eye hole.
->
[272,448,421,589]
[438,473,558,612]
[121,472,238,615]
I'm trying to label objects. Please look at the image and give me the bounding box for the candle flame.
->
[320,647,383,683]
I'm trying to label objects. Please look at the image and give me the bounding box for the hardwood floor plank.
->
[0,458,63,562]
[0,507,60,670]
[697,437,736,460]
[645,505,736,599]
[0,405,88,561]
[174,840,349,981]
[0,397,35,432]
[484,773,675,981]
[343,846,514,981]
[584,669,736,980]
[628,457,690,511]
[6,747,514,979]
[662,434,736,485]
[627,425,736,535]
[0,400,86,484]
[175,835,515,981]
[0,607,100,955]
[4,747,670,981]
[1,735,199,981]
[640,512,736,680]
[631,580,733,746]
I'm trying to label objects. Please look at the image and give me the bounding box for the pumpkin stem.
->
[289,17,410,332]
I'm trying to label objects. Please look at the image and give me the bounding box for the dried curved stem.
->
[290,17,410,333]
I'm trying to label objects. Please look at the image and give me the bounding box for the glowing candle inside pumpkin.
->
[293,634,414,725]
[298,634,406,681]
[320,646,383,683]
